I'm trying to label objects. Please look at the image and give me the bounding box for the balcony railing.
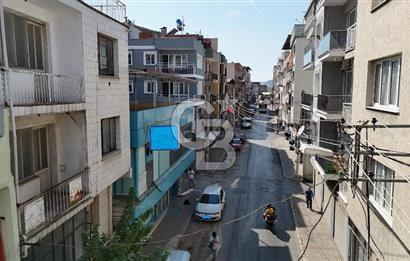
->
[317,95,351,113]
[18,169,90,236]
[6,70,84,106]
[83,0,127,22]
[301,93,313,106]
[206,72,218,81]
[318,31,347,58]
[155,63,195,75]
[303,47,314,67]
[346,24,356,51]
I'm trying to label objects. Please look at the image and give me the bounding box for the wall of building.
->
[0,109,20,261]
[348,0,410,259]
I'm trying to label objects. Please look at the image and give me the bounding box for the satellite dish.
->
[176,19,183,26]
[297,125,305,137]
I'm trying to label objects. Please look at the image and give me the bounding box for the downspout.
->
[0,1,20,232]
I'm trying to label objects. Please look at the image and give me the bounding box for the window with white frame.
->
[372,56,401,109]
[368,159,394,216]
[17,127,49,181]
[5,11,44,70]
[144,80,156,94]
[144,51,157,65]
[129,80,134,93]
[172,82,188,95]
[128,51,133,65]
[197,54,203,69]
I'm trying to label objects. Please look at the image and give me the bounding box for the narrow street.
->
[149,116,304,261]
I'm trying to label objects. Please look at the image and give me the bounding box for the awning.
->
[299,143,333,157]
[310,157,339,181]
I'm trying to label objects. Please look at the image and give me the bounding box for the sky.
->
[124,0,309,82]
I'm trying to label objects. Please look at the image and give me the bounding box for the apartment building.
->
[0,0,130,259]
[111,23,199,224]
[343,0,410,259]
[226,62,252,103]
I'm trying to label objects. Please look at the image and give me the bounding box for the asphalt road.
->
[177,118,304,261]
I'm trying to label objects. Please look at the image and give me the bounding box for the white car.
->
[167,250,191,261]
[194,184,226,221]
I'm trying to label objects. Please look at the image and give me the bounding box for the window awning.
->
[299,143,333,157]
[310,157,339,181]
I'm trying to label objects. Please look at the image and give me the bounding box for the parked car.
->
[194,184,226,221]
[167,250,191,261]
[241,117,252,129]
[230,137,242,151]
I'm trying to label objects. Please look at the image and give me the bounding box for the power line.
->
[297,183,340,261]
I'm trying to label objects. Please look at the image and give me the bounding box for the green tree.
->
[81,187,168,261]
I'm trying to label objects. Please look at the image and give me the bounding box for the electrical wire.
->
[297,183,340,261]
[345,148,410,235]
[345,122,410,185]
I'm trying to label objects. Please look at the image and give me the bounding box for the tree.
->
[81,187,168,261]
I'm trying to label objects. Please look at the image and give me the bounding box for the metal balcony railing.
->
[317,95,352,113]
[155,63,195,75]
[206,72,218,81]
[346,24,356,51]
[318,31,347,57]
[303,47,314,67]
[18,168,90,236]
[301,93,313,106]
[5,70,84,106]
[83,0,127,22]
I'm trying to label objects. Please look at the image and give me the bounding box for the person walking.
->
[188,168,195,188]
[209,231,219,261]
[305,187,314,209]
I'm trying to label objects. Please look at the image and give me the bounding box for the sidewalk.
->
[275,135,342,261]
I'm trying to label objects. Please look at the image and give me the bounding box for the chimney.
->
[160,27,167,36]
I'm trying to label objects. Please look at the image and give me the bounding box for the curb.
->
[289,195,305,261]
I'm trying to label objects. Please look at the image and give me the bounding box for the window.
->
[172,82,187,95]
[372,56,401,109]
[101,117,117,155]
[128,51,133,65]
[129,80,134,94]
[346,8,356,28]
[98,34,114,76]
[17,127,48,181]
[369,159,394,216]
[144,51,157,65]
[197,54,203,69]
[5,11,44,70]
[144,80,156,94]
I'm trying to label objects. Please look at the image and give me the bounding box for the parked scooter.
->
[263,205,277,233]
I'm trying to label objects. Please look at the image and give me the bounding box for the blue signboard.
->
[149,125,180,151]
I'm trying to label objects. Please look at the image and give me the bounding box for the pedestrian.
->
[305,187,314,209]
[188,168,195,188]
[209,231,219,261]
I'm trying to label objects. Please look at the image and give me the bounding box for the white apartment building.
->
[0,0,130,259]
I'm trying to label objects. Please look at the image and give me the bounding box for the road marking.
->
[231,178,240,189]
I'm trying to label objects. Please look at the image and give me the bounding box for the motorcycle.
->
[264,212,277,232]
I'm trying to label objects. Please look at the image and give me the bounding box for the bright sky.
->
[124,0,309,82]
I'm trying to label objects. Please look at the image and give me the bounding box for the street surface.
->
[148,116,304,261]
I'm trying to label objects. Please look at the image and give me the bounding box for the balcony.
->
[83,0,126,22]
[18,169,90,236]
[6,70,84,106]
[317,95,351,114]
[155,63,195,75]
[206,72,218,82]
[205,48,218,61]
[303,47,315,69]
[301,93,313,107]
[318,31,347,62]
[346,24,356,52]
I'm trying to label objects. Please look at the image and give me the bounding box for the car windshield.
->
[199,194,220,204]
[232,139,241,145]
